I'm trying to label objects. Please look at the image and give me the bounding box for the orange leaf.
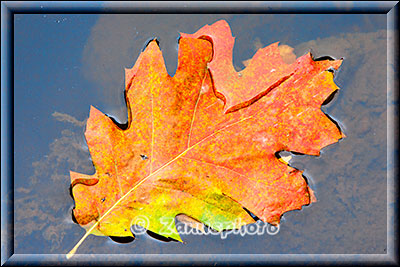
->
[67,20,344,257]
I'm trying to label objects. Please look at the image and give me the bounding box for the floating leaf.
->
[67,20,343,258]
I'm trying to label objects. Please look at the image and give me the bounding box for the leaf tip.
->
[88,105,106,121]
[142,38,160,52]
[271,41,280,47]
[309,187,317,203]
[89,105,98,114]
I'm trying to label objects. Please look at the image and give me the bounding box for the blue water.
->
[13,12,389,257]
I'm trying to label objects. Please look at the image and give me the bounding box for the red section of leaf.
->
[180,20,299,113]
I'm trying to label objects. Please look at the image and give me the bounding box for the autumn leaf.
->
[67,20,343,257]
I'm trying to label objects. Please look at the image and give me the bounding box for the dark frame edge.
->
[1,1,399,266]
[387,2,399,266]
[1,1,15,266]
[1,1,398,14]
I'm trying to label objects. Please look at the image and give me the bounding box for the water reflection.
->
[13,13,389,255]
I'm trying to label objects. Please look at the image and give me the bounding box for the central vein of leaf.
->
[68,80,254,258]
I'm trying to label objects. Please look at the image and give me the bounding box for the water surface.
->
[13,13,389,256]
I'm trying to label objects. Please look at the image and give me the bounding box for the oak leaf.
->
[68,20,343,257]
